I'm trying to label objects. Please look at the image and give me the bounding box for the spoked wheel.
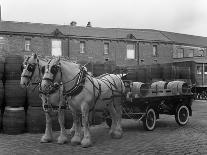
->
[142,108,156,131]
[175,105,189,126]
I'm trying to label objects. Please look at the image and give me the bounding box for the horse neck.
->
[60,61,80,85]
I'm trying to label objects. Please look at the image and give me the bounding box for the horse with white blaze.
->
[40,57,125,147]
[20,53,72,144]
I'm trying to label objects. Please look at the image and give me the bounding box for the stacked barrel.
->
[3,55,26,134]
[0,56,5,131]
[26,86,46,133]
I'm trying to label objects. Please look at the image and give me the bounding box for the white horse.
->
[20,53,72,144]
[41,57,125,147]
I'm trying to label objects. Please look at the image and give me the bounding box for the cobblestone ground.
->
[0,100,207,155]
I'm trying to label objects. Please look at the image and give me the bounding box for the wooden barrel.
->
[131,82,149,97]
[0,108,2,131]
[3,106,25,134]
[65,109,73,129]
[26,106,45,133]
[27,86,42,107]
[167,81,189,95]
[0,81,4,107]
[5,80,26,107]
[5,55,23,80]
[151,81,168,92]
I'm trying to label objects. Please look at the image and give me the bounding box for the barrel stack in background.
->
[3,54,26,134]
[26,85,46,133]
[0,56,5,131]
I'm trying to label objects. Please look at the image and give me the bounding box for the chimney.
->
[70,21,77,26]
[86,21,92,27]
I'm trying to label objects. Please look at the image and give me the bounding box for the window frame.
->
[126,43,135,59]
[104,42,109,55]
[80,41,86,54]
[186,49,194,58]
[204,66,207,75]
[196,65,202,75]
[152,45,158,57]
[25,39,31,51]
[194,49,205,57]
[177,48,184,58]
[51,39,62,56]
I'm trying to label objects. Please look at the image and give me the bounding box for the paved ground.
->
[0,100,207,155]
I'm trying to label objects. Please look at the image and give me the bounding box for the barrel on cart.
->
[105,80,194,131]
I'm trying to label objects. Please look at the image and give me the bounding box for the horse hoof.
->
[81,138,92,148]
[110,130,123,139]
[57,135,68,144]
[71,135,81,146]
[40,136,53,143]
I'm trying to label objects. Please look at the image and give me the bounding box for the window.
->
[205,66,207,74]
[194,49,205,57]
[0,37,5,50]
[25,39,31,51]
[186,49,194,57]
[177,48,184,58]
[80,41,85,53]
[104,43,109,55]
[152,45,158,57]
[126,43,135,59]
[51,39,62,56]
[197,66,202,75]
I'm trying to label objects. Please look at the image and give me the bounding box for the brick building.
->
[0,20,207,68]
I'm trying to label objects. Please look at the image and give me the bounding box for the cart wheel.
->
[175,105,189,126]
[142,108,156,131]
[105,118,112,128]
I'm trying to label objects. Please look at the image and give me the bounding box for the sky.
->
[1,0,207,37]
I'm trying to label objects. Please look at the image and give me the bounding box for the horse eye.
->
[51,66,58,75]
[27,64,34,72]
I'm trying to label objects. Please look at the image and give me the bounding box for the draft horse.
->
[41,57,125,147]
[20,53,71,144]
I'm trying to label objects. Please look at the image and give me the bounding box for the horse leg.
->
[70,107,82,145]
[81,102,92,148]
[108,99,123,139]
[41,111,53,143]
[68,105,75,136]
[112,97,123,138]
[107,100,119,138]
[57,109,68,144]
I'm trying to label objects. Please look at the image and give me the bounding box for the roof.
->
[161,31,207,47]
[1,20,207,46]
[0,21,171,42]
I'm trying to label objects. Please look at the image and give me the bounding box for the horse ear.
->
[24,55,28,60]
[33,53,37,59]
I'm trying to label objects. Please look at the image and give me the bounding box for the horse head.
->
[41,57,62,93]
[20,53,43,87]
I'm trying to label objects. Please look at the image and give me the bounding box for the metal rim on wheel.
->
[176,105,189,126]
[144,108,156,131]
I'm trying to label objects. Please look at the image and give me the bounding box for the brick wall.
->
[139,42,173,65]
